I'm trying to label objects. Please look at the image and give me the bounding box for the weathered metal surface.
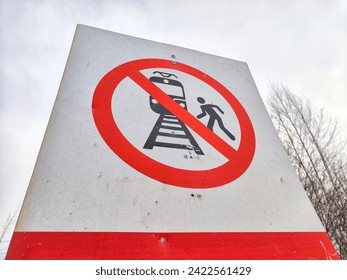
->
[7,25,339,259]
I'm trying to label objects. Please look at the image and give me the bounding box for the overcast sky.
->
[0,0,346,258]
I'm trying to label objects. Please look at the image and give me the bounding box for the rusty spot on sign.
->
[160,237,166,245]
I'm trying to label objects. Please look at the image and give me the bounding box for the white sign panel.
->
[7,25,338,260]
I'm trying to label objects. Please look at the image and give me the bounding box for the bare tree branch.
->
[267,83,347,259]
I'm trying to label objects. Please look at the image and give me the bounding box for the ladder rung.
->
[151,142,195,150]
[163,115,177,119]
[160,125,185,131]
[162,119,180,124]
[157,132,189,139]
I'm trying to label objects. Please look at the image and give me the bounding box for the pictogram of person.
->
[196,97,236,141]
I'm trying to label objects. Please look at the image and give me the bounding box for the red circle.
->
[92,59,255,188]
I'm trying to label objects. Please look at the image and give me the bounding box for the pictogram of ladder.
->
[143,114,204,155]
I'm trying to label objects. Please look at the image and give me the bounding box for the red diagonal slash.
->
[129,71,238,160]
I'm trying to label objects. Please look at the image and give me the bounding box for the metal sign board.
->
[7,25,339,259]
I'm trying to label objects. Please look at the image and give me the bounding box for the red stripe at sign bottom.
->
[6,231,339,260]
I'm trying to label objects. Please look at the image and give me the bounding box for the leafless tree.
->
[267,84,347,259]
[0,213,16,259]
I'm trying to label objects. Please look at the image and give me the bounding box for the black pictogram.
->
[197,97,236,141]
[143,72,204,155]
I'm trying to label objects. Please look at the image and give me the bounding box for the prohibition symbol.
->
[92,59,255,188]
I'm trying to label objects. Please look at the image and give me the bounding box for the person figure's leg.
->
[217,118,235,141]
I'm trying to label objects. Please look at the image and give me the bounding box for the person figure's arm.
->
[197,108,207,119]
[213,105,224,114]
